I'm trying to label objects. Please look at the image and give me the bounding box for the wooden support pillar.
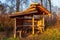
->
[42,17,45,27]
[37,20,41,30]
[19,31,22,38]
[42,16,45,32]
[14,18,16,38]
[32,14,34,35]
[37,20,41,27]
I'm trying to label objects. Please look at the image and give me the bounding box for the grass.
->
[24,28,60,40]
[1,28,60,40]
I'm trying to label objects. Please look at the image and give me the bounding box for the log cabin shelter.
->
[9,3,51,38]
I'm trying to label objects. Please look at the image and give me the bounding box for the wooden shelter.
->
[9,3,51,38]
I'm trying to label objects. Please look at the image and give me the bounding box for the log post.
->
[42,14,45,32]
[42,16,44,31]
[37,20,42,32]
[14,18,16,38]
[42,17,44,27]
[19,31,22,38]
[32,14,34,35]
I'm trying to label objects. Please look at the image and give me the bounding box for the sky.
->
[51,0,59,7]
[0,0,59,12]
[57,0,60,7]
[0,0,59,7]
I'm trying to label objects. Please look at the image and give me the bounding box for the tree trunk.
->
[41,0,43,6]
[48,0,51,13]
[16,0,20,12]
[46,0,47,9]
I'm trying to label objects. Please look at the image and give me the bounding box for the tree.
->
[45,0,47,9]
[6,0,16,14]
[48,0,51,13]
[16,0,20,12]
[0,5,4,14]
[41,0,43,5]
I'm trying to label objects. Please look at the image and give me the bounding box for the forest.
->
[0,0,60,40]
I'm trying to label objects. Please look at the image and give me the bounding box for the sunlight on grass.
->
[26,28,60,40]
[1,28,60,40]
